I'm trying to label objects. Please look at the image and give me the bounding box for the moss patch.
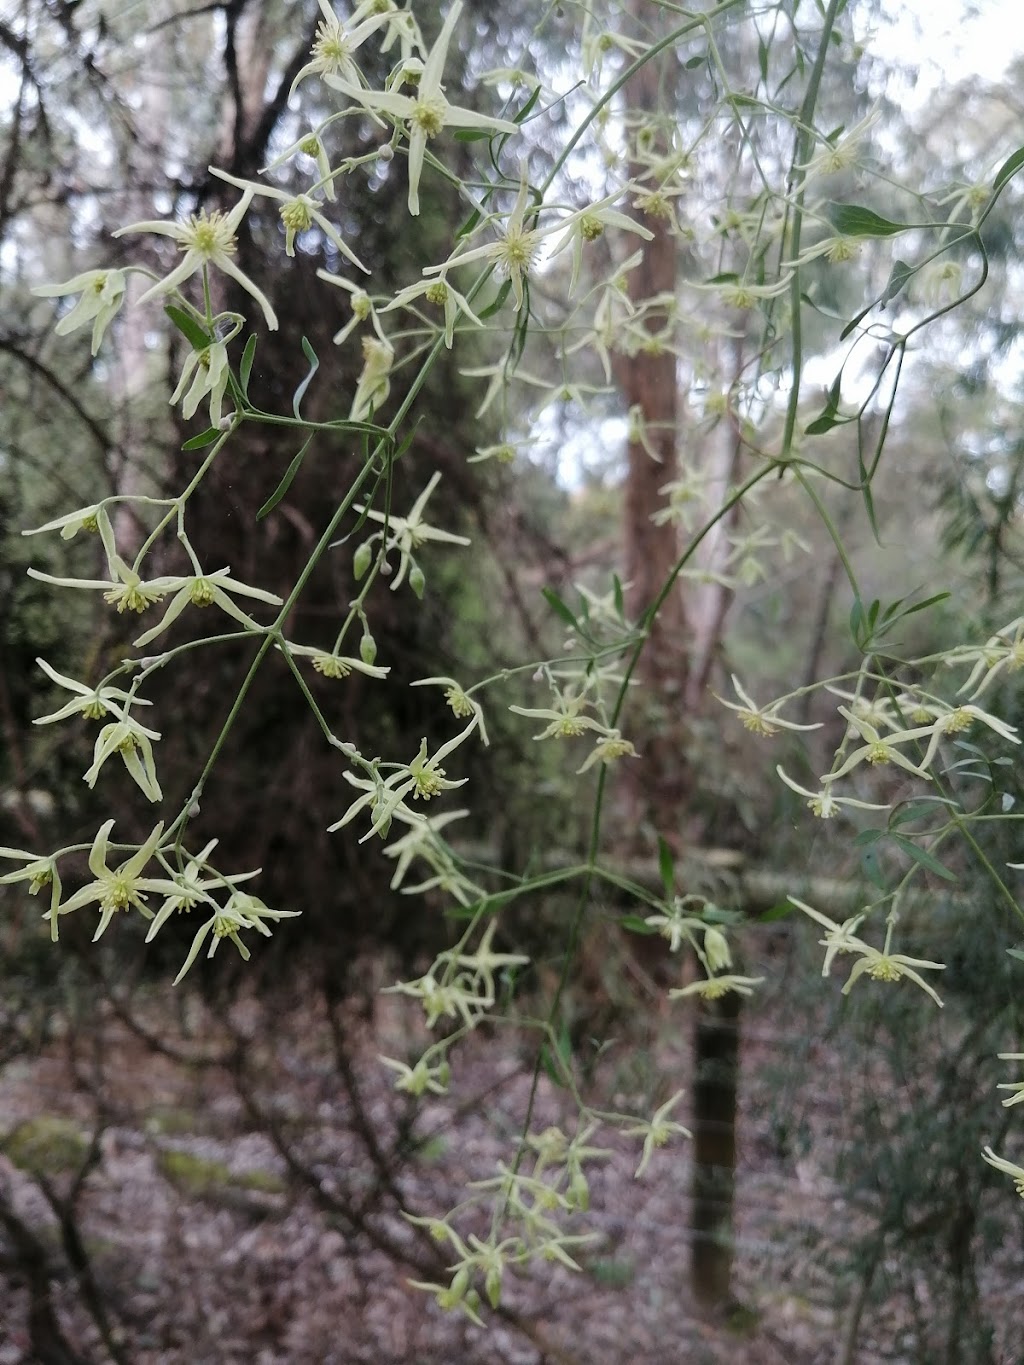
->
[3,1116,89,1175]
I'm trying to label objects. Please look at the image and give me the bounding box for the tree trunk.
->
[690,989,741,1309]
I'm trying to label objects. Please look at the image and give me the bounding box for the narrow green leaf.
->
[657,835,675,896]
[181,426,220,451]
[165,305,212,351]
[853,828,884,847]
[993,144,1024,195]
[897,590,951,620]
[478,278,512,319]
[879,259,915,306]
[513,84,542,124]
[620,914,657,935]
[291,336,320,419]
[456,206,482,239]
[1006,947,1024,963]
[257,434,314,519]
[454,128,492,142]
[758,900,797,923]
[539,1024,573,1088]
[889,798,955,828]
[541,587,578,628]
[757,35,768,83]
[239,334,257,399]
[612,573,624,619]
[827,202,912,238]
[684,52,705,69]
[889,832,957,882]
[850,598,865,645]
[839,301,874,342]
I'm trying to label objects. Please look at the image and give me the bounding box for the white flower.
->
[622,1092,690,1178]
[350,336,395,422]
[982,1146,1024,1198]
[317,269,388,346]
[788,897,869,976]
[0,848,63,941]
[84,714,163,803]
[170,340,231,427]
[289,1,390,96]
[777,766,890,819]
[411,675,487,744]
[796,108,880,178]
[378,275,483,349]
[32,268,126,354]
[328,723,474,842]
[32,657,151,725]
[172,891,299,984]
[325,0,519,216]
[211,169,368,271]
[824,708,935,783]
[145,839,258,943]
[113,187,278,330]
[57,821,180,942]
[669,974,765,1001]
[353,472,470,591]
[996,1053,1024,1108]
[379,1054,451,1096]
[27,558,180,614]
[713,674,822,737]
[132,569,284,647]
[22,501,114,541]
[277,641,390,680]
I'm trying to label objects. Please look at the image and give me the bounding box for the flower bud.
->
[409,563,426,599]
[353,541,372,579]
[377,143,394,163]
[703,927,732,972]
[360,632,377,665]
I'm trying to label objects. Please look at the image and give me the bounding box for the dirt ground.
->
[0,946,1021,1365]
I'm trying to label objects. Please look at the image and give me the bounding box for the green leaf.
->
[1006,947,1024,964]
[657,835,675,896]
[257,435,314,520]
[454,128,492,142]
[539,1024,573,1089]
[478,278,512,319]
[827,202,912,238]
[513,83,542,125]
[889,832,957,882]
[879,258,915,306]
[896,590,951,620]
[456,206,482,239]
[684,52,705,69]
[291,336,319,419]
[620,914,657,935]
[165,305,212,351]
[181,426,220,451]
[860,845,886,889]
[806,373,843,435]
[853,827,884,847]
[541,586,578,628]
[993,144,1024,196]
[612,573,624,619]
[758,900,797,923]
[757,34,768,83]
[239,334,257,399]
[889,797,956,828]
